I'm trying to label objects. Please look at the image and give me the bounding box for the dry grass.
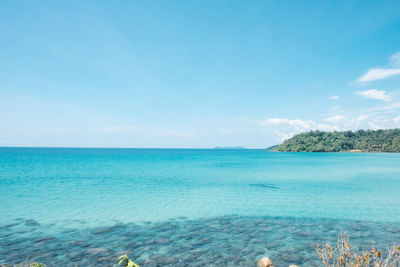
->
[316,235,400,267]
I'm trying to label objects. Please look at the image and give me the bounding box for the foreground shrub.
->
[316,235,400,267]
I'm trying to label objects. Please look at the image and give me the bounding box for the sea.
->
[1,147,400,266]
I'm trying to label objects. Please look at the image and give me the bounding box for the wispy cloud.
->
[390,52,400,67]
[369,102,400,112]
[357,52,400,82]
[262,118,317,130]
[355,89,391,102]
[261,118,338,141]
[324,115,345,123]
[328,95,340,100]
[357,68,400,82]
[261,112,396,142]
[357,115,369,121]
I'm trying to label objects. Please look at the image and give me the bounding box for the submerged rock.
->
[0,222,19,230]
[2,214,400,267]
[155,237,171,245]
[91,227,111,235]
[25,219,40,226]
[85,247,109,255]
[142,259,156,266]
[35,235,55,243]
[386,226,400,233]
[163,256,178,264]
[281,253,304,264]
[264,242,282,249]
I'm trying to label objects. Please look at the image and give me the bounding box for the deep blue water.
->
[1,148,400,266]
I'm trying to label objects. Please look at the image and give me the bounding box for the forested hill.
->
[272,129,400,152]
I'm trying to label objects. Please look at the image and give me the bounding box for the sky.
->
[1,0,400,148]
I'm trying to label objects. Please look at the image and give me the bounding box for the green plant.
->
[118,255,139,267]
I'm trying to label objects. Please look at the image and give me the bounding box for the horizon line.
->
[0,146,268,149]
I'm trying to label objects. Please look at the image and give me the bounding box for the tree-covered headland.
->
[272,129,400,152]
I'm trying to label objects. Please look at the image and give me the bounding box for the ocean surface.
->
[1,148,400,266]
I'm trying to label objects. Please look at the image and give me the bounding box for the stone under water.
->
[1,215,400,266]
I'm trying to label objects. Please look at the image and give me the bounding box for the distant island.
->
[271,129,400,152]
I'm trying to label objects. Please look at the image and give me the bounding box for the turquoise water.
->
[1,148,400,266]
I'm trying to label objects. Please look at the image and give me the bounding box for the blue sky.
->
[1,0,400,148]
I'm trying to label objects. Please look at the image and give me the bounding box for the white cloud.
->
[262,112,399,143]
[390,52,400,67]
[368,122,382,129]
[261,118,336,132]
[357,68,400,82]
[262,118,313,129]
[324,115,345,123]
[272,131,293,143]
[355,89,391,102]
[328,96,340,100]
[261,117,342,142]
[357,115,369,121]
[357,52,400,82]
[370,102,400,112]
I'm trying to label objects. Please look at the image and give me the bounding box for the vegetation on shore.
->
[272,129,400,152]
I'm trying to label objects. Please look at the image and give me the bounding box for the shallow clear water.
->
[1,148,400,266]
